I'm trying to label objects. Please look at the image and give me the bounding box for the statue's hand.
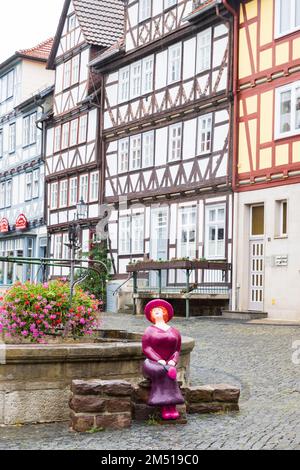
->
[157,359,167,366]
[168,360,176,367]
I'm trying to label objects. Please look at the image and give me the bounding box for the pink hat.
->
[144,299,174,323]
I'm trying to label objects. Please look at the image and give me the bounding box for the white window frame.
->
[63,60,71,89]
[142,56,154,95]
[178,205,197,259]
[119,66,130,103]
[70,119,78,146]
[132,213,144,253]
[119,215,131,255]
[90,171,99,202]
[118,138,129,173]
[70,177,78,206]
[197,28,212,74]
[198,113,213,155]
[59,179,68,208]
[78,114,88,143]
[275,81,300,139]
[275,0,300,38]
[130,61,142,99]
[71,55,80,85]
[139,0,151,22]
[168,123,182,162]
[0,182,5,209]
[168,43,182,84]
[142,131,154,167]
[205,204,226,260]
[5,180,12,208]
[54,126,61,153]
[50,182,58,209]
[32,169,39,199]
[62,122,70,149]
[0,129,3,158]
[23,112,37,147]
[25,172,33,201]
[130,134,142,170]
[8,123,16,154]
[79,174,88,203]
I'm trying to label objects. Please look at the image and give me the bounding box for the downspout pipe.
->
[222,0,239,192]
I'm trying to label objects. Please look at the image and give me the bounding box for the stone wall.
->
[69,379,240,432]
[0,334,195,425]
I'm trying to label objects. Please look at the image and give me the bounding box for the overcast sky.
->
[0,0,64,62]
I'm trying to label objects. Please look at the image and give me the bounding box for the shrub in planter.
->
[0,280,101,343]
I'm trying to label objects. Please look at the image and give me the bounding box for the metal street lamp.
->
[76,198,88,220]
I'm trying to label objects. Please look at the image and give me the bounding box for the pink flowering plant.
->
[0,280,101,343]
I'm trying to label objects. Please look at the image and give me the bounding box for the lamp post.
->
[65,198,88,303]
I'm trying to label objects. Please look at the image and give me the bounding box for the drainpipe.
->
[222,1,239,311]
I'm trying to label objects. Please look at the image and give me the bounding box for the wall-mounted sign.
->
[0,218,9,233]
[274,255,288,267]
[16,214,28,230]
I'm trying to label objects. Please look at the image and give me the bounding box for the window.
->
[169,123,182,161]
[6,180,12,207]
[63,60,71,89]
[165,0,177,8]
[32,169,39,198]
[50,182,58,209]
[0,182,5,208]
[198,114,212,154]
[275,0,300,37]
[119,67,130,102]
[130,135,142,170]
[54,234,62,259]
[131,61,142,99]
[142,131,154,167]
[119,216,131,254]
[197,28,211,73]
[70,177,78,205]
[54,126,61,152]
[205,205,226,259]
[23,112,37,147]
[79,115,88,143]
[79,174,88,202]
[168,43,182,84]
[119,138,129,173]
[0,130,3,158]
[132,213,144,253]
[59,180,68,207]
[275,200,288,237]
[71,55,80,85]
[25,172,33,200]
[178,206,197,259]
[8,123,16,154]
[142,56,154,94]
[63,233,70,260]
[0,181,11,208]
[251,205,264,237]
[90,172,99,202]
[68,14,76,32]
[62,122,70,149]
[139,0,151,22]
[70,119,78,146]
[275,81,300,138]
[0,69,14,103]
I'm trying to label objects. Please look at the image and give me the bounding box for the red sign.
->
[0,218,9,233]
[16,214,28,230]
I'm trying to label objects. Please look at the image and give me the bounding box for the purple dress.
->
[142,325,185,406]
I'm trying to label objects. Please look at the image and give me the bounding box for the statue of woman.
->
[142,299,185,420]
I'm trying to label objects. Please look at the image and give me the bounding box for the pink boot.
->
[168,406,179,420]
[161,406,170,420]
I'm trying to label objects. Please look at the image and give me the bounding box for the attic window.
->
[68,14,76,32]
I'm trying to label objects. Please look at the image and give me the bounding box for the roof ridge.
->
[18,37,54,55]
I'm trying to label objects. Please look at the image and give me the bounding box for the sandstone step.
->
[222,310,268,321]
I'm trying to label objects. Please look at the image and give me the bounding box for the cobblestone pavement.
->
[0,314,299,450]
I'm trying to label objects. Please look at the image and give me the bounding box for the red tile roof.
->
[18,38,54,61]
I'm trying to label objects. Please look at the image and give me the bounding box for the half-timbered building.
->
[0,39,54,289]
[233,0,300,320]
[91,0,235,314]
[45,0,124,278]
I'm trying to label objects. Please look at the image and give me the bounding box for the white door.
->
[150,208,168,288]
[249,240,264,311]
[248,205,265,311]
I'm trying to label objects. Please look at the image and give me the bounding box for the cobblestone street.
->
[0,314,299,450]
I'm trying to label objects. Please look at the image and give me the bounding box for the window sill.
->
[274,235,288,240]
[275,130,300,141]
[275,26,300,41]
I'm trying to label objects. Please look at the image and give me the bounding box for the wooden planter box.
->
[127,260,231,272]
